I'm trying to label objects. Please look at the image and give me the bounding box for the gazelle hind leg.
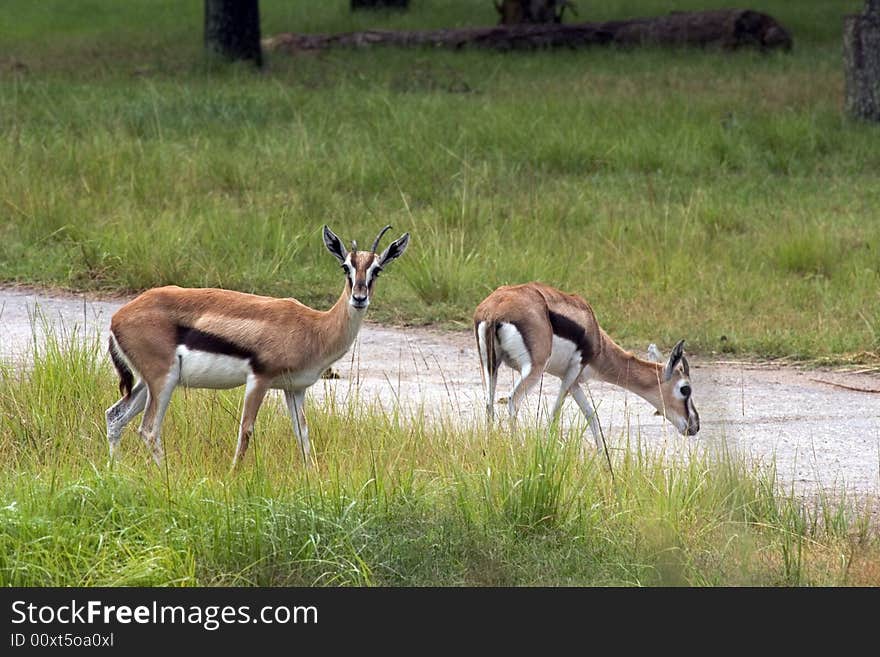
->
[105,381,147,459]
[285,389,311,465]
[486,366,498,425]
[232,375,269,469]
[507,364,545,431]
[138,361,180,466]
[495,322,544,430]
[477,321,498,424]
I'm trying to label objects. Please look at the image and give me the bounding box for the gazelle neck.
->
[590,331,665,408]
[316,282,367,361]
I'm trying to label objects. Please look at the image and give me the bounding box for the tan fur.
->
[111,285,361,383]
[474,282,699,438]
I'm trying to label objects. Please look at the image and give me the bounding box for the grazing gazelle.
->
[474,282,700,447]
[105,225,410,467]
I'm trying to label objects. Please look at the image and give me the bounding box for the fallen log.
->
[264,9,792,54]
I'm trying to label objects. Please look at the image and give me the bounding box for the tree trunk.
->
[265,9,792,54]
[351,0,409,9]
[844,1,880,121]
[495,1,574,25]
[205,0,263,67]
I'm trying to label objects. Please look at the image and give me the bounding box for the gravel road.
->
[2,287,878,497]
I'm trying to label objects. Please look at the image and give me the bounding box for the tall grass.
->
[0,332,876,586]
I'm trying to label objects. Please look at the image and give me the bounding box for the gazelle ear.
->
[377,232,410,267]
[323,225,347,264]
[647,343,664,363]
[663,339,686,381]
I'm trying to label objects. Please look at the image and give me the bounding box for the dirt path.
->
[2,287,879,497]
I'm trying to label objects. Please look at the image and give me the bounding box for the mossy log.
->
[264,9,792,53]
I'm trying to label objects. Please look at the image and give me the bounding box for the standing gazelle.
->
[105,225,410,467]
[474,282,700,447]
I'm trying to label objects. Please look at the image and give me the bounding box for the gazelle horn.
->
[371,225,393,253]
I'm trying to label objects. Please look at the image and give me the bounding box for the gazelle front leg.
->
[549,361,583,425]
[284,389,311,465]
[569,384,602,451]
[232,374,270,469]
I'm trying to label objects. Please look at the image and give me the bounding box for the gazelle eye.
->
[680,385,691,397]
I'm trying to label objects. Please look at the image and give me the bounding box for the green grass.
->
[0,0,878,362]
[0,331,877,586]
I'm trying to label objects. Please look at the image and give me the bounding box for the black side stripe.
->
[175,325,266,375]
[548,311,593,365]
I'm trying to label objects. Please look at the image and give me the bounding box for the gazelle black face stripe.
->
[366,262,382,290]
[342,261,355,290]
[689,399,699,427]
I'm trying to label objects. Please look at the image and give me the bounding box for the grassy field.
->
[1,2,879,587]
[0,331,877,586]
[0,0,877,361]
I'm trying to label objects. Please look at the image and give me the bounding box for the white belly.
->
[545,335,583,378]
[176,346,251,389]
[271,368,323,390]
